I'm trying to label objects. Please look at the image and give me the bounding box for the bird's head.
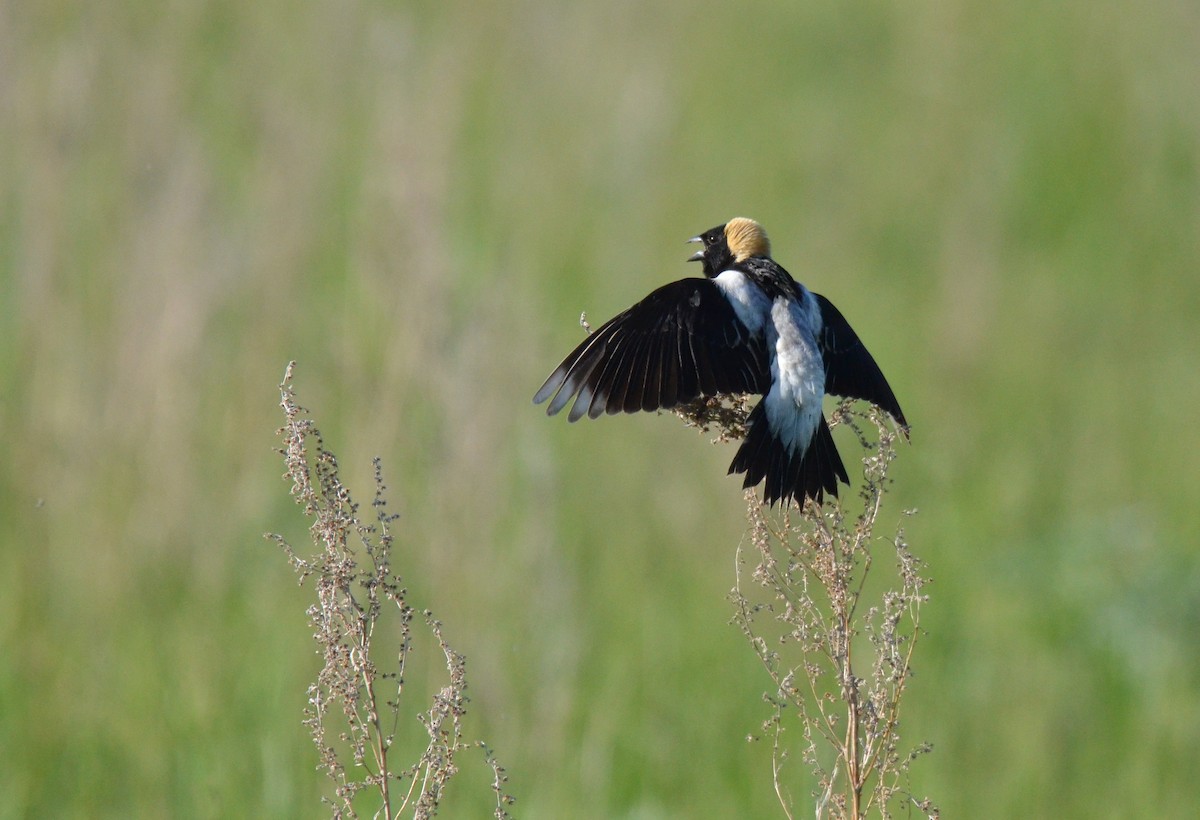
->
[687,217,771,277]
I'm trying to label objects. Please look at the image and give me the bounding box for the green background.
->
[3,0,1198,816]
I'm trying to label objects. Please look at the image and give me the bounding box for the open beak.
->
[686,236,704,262]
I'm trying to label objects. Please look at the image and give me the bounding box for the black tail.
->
[728,402,850,507]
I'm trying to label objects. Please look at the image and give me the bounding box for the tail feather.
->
[728,402,849,507]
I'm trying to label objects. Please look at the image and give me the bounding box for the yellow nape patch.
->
[724,217,770,262]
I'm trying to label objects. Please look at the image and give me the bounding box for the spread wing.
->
[534,278,770,422]
[812,292,910,434]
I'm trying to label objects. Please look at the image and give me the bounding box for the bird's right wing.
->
[812,292,909,435]
[533,278,770,422]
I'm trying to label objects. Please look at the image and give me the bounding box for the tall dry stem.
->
[266,362,514,819]
[679,397,936,819]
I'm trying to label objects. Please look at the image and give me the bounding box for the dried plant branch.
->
[266,362,515,819]
[680,396,937,819]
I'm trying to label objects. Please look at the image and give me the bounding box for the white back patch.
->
[713,270,771,335]
[765,295,826,453]
[713,273,827,455]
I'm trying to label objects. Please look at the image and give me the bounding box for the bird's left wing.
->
[534,278,770,422]
[812,292,910,434]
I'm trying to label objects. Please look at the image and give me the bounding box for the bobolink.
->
[533,217,908,506]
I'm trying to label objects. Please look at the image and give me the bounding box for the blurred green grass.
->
[3,0,1199,816]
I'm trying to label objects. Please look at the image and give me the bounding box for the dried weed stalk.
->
[266,362,514,819]
[678,397,937,819]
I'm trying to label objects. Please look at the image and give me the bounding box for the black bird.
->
[533,218,908,506]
